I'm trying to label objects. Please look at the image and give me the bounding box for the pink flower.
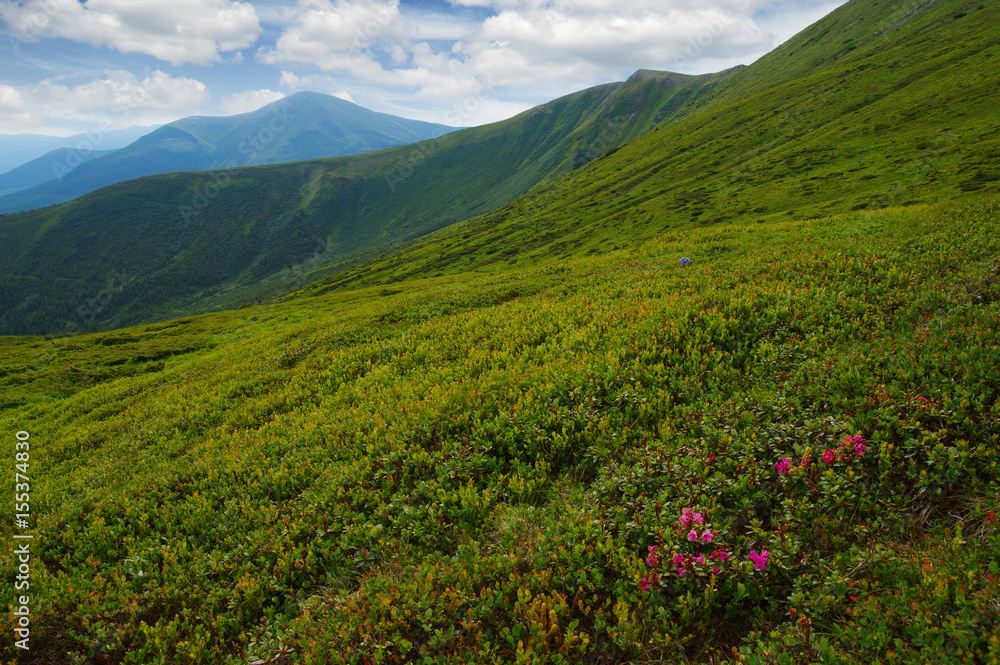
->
[775,458,791,474]
[687,529,699,542]
[822,449,836,464]
[673,554,685,566]
[694,555,704,565]
[675,568,685,578]
[709,550,730,562]
[647,546,660,566]
[853,435,864,444]
[854,442,867,456]
[639,576,650,591]
[749,550,771,570]
[681,508,704,526]
[701,529,713,543]
[713,566,720,574]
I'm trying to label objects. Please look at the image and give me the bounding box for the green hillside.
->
[0,92,455,214]
[293,0,1000,294]
[0,70,734,336]
[2,195,998,664]
[1,0,999,662]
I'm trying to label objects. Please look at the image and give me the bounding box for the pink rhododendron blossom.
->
[694,555,704,565]
[701,529,713,543]
[673,554,685,566]
[854,442,867,455]
[675,568,685,578]
[693,512,704,524]
[687,529,699,542]
[639,577,650,591]
[713,566,720,574]
[774,458,791,474]
[822,449,836,464]
[749,549,771,570]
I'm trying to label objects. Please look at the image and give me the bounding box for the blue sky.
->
[0,0,846,136]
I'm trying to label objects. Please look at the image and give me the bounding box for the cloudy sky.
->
[0,0,846,136]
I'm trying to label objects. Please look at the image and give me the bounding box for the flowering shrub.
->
[4,198,998,663]
[822,434,867,464]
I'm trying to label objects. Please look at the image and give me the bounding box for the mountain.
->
[0,147,116,197]
[302,0,1000,291]
[1,0,999,662]
[0,70,737,335]
[0,125,156,174]
[0,92,456,213]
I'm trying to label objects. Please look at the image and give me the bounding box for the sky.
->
[0,0,846,137]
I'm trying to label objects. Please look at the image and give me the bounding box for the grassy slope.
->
[1,197,998,664]
[0,71,731,336]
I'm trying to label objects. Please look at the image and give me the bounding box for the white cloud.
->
[258,0,412,67]
[259,0,809,126]
[0,70,210,134]
[220,89,286,114]
[0,0,261,65]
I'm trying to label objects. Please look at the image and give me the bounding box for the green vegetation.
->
[0,69,732,336]
[1,0,999,662]
[2,196,998,663]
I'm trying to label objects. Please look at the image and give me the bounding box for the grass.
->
[1,195,998,663]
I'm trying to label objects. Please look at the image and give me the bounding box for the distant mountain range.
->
[0,70,736,334]
[0,146,117,197]
[0,92,456,213]
[0,125,156,175]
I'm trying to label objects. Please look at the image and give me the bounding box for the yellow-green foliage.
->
[2,197,999,664]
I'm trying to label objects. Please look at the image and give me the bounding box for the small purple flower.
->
[680,257,692,267]
[822,449,836,464]
[775,458,791,475]
[687,529,699,542]
[701,529,713,544]
[673,554,685,566]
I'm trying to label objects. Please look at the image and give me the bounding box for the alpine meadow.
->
[1,0,999,663]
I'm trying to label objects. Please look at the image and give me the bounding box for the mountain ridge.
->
[0,69,736,335]
[0,92,456,213]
